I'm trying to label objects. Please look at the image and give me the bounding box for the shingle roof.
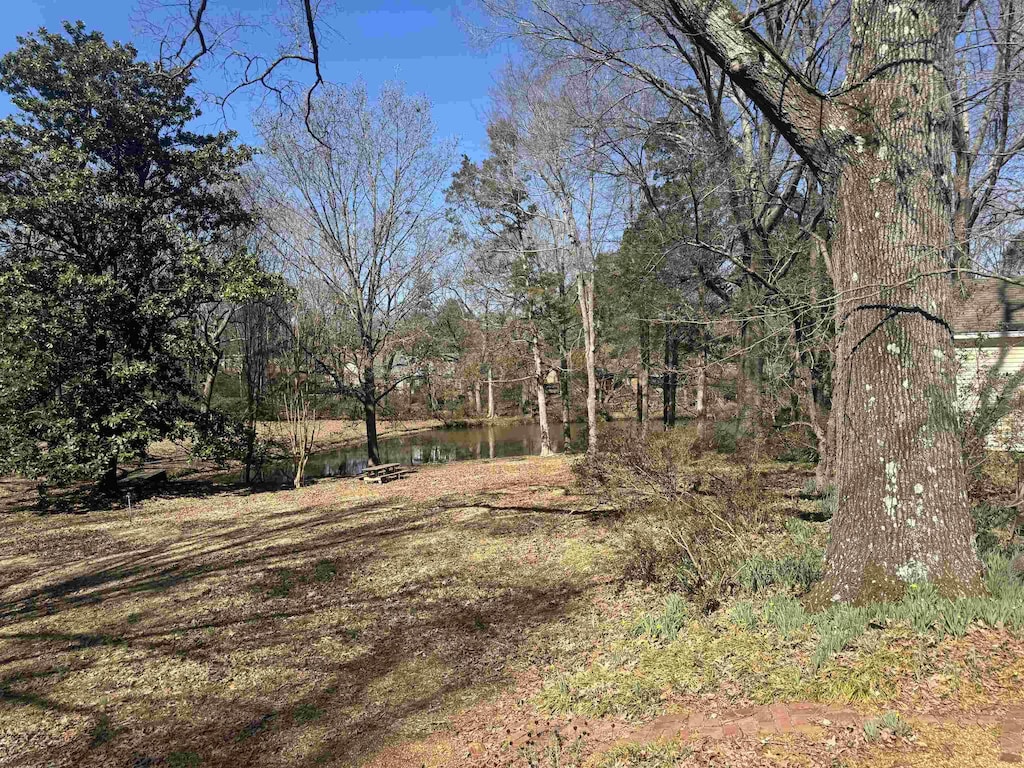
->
[950,278,1024,335]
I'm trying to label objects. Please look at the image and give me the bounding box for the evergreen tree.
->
[0,23,251,492]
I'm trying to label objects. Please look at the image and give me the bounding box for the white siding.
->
[956,342,1024,451]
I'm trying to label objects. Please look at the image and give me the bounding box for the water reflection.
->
[261,421,587,484]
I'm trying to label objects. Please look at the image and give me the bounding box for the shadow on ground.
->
[0,459,608,767]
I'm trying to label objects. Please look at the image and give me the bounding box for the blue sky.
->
[2,0,507,159]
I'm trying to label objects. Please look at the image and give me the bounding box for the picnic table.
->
[361,463,412,484]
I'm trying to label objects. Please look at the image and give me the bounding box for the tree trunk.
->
[668,335,679,428]
[98,453,119,496]
[532,328,552,457]
[487,367,495,419]
[638,320,651,433]
[695,349,708,442]
[473,379,482,414]
[363,364,381,466]
[202,352,222,413]
[560,351,571,447]
[663,324,672,428]
[818,0,981,602]
[578,274,599,455]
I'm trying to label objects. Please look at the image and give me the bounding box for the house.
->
[952,278,1024,451]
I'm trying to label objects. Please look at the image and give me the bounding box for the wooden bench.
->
[119,468,168,490]
[361,463,412,484]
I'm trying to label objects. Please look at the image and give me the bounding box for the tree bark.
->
[578,274,599,454]
[363,364,381,466]
[695,349,708,442]
[638,319,651,433]
[201,308,232,413]
[532,327,552,456]
[663,0,983,601]
[820,0,980,601]
[98,453,119,496]
[668,335,679,428]
[560,350,572,446]
[487,367,495,419]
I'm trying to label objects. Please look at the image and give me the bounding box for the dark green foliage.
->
[88,714,115,746]
[972,502,1021,557]
[738,549,823,595]
[292,703,323,724]
[738,518,824,595]
[167,750,202,768]
[0,23,251,489]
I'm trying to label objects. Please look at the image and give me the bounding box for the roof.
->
[950,278,1024,336]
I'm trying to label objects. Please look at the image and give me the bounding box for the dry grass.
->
[0,456,620,767]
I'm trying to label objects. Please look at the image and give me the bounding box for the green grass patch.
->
[863,711,912,742]
[292,703,323,724]
[167,751,202,768]
[313,559,337,583]
[538,553,1024,719]
[88,714,115,746]
[594,740,689,767]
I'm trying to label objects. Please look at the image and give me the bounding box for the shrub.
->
[864,712,912,742]
[738,550,822,595]
[737,518,824,595]
[634,593,691,642]
[972,502,1020,557]
[578,426,759,608]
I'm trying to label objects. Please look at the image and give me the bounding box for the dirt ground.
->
[3,452,1023,768]
[0,456,628,767]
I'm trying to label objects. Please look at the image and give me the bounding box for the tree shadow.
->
[0,484,609,767]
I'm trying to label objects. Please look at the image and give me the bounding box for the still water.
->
[263,421,588,483]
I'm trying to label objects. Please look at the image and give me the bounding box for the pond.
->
[261,421,589,484]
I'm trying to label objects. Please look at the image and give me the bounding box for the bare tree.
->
[496,65,628,454]
[257,82,453,465]
[481,0,1024,601]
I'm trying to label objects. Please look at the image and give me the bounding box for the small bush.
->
[972,502,1020,556]
[89,714,115,746]
[579,426,759,608]
[737,518,824,595]
[635,593,690,642]
[738,550,822,595]
[864,712,912,742]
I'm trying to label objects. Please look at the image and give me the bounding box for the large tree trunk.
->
[819,0,981,602]
[363,364,381,466]
[473,379,482,414]
[578,274,599,454]
[661,0,983,603]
